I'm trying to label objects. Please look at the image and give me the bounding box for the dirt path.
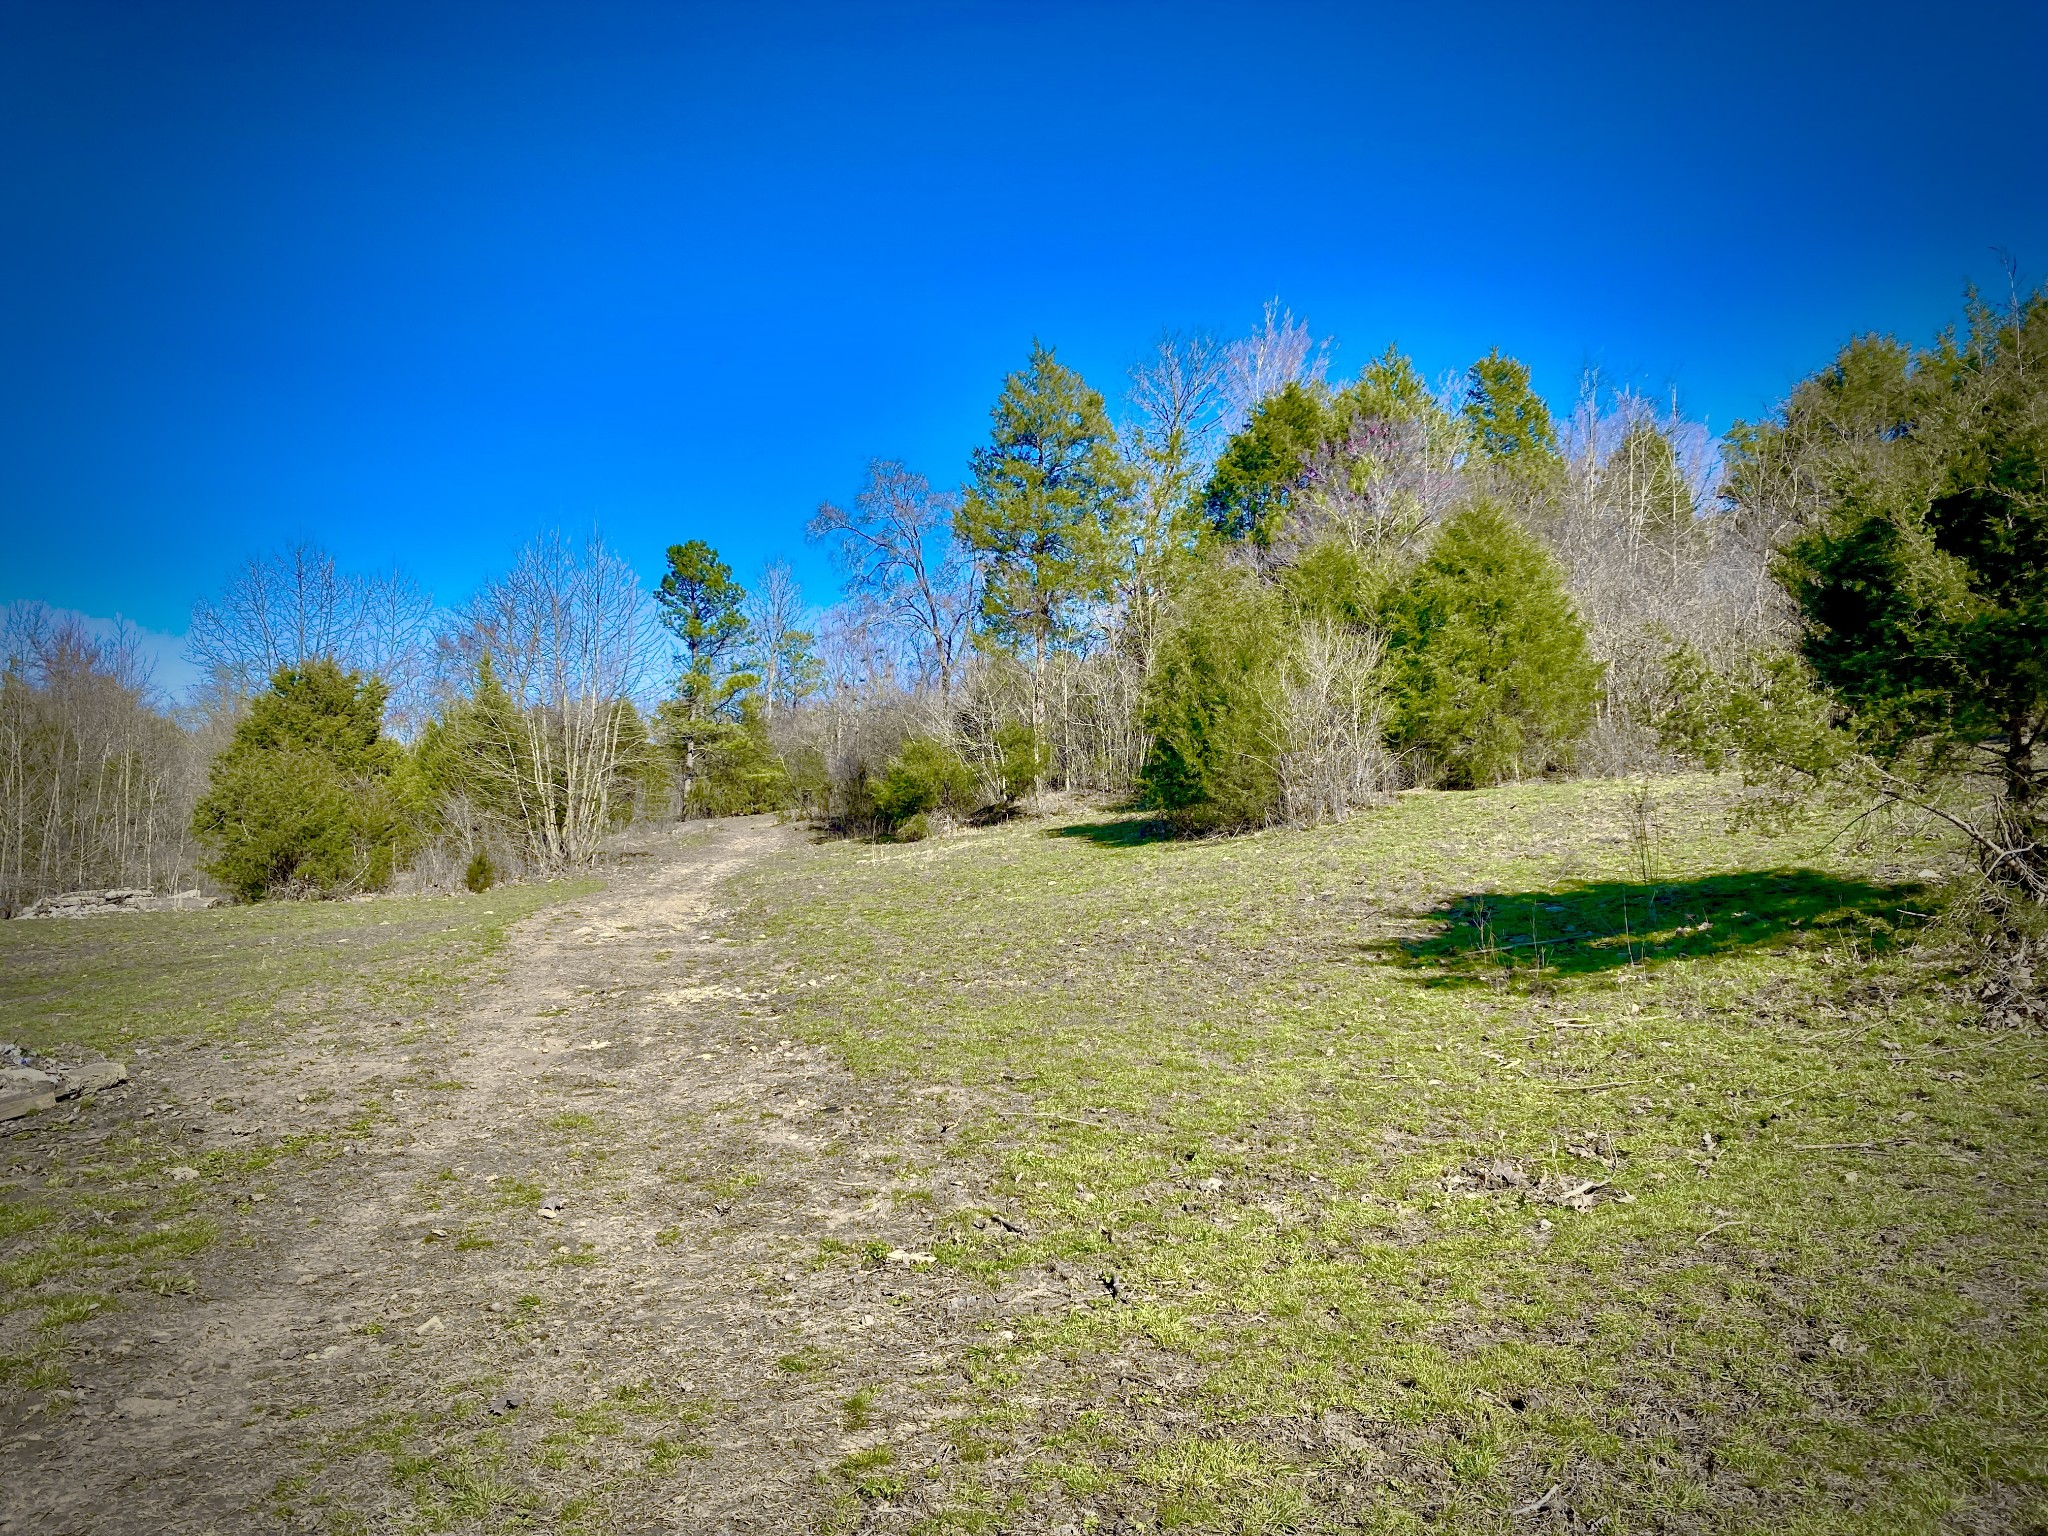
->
[3,818,1019,1535]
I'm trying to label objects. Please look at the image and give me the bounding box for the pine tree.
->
[956,343,1130,758]
[654,540,755,800]
[1462,349,1561,483]
[655,540,752,719]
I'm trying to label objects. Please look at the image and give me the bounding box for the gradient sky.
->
[4,0,2044,696]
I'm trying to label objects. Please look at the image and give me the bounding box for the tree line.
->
[3,285,2039,910]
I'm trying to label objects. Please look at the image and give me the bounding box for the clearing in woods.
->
[0,780,2043,1535]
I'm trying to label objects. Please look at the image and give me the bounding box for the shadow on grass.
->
[1370,868,1929,984]
[1048,816,1180,849]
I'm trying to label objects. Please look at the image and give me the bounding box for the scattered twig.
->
[1805,1022,1879,1040]
[1553,1078,1651,1094]
[1512,1483,1561,1516]
[1695,1219,1748,1246]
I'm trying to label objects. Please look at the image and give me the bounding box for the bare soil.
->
[1,818,1013,1535]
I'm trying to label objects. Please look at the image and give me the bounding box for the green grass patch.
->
[734,775,2048,1533]
[0,879,598,1054]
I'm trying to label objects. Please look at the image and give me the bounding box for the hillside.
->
[1,779,2042,1534]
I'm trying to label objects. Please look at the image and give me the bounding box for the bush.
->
[895,812,932,842]
[463,849,497,893]
[191,660,420,901]
[994,722,1052,803]
[872,737,976,828]
[1139,564,1290,830]
[1382,498,1603,787]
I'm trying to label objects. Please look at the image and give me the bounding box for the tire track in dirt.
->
[3,817,1023,1535]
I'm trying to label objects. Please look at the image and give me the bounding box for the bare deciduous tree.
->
[1219,298,1330,430]
[1523,374,1775,769]
[187,542,436,729]
[441,532,659,867]
[1277,622,1391,825]
[808,462,974,692]
[1,604,209,911]
[1117,331,1228,666]
[744,560,814,724]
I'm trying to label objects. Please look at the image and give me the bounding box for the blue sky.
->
[4,0,2044,697]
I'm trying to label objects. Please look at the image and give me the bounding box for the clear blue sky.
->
[4,0,2043,692]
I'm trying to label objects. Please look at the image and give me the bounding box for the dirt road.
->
[2,818,1008,1535]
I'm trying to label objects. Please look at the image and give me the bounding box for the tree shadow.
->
[1048,816,1181,849]
[1367,868,1929,985]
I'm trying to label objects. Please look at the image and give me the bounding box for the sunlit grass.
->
[733,775,2047,1533]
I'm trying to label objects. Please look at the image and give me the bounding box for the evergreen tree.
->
[1341,345,1450,431]
[191,659,419,900]
[414,656,527,830]
[654,540,755,799]
[655,540,753,722]
[1205,349,1456,550]
[1383,500,1603,787]
[666,696,788,817]
[1462,349,1561,481]
[1139,562,1290,829]
[1202,381,1332,545]
[956,342,1130,754]
[1762,287,2048,892]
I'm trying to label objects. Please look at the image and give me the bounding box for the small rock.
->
[1198,1176,1224,1192]
[486,1301,505,1313]
[414,1315,446,1336]
[115,1397,176,1420]
[57,1061,127,1098]
[537,1198,565,1220]
[167,1166,200,1183]
[485,1393,525,1415]
[0,1067,59,1092]
[884,1249,935,1265]
[1481,1158,1528,1189]
[0,1089,55,1123]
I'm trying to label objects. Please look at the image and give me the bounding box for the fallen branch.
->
[1695,1219,1748,1246]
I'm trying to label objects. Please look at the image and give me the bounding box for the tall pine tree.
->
[956,343,1130,752]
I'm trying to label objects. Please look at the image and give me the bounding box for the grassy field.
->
[0,880,593,1394]
[0,880,589,1055]
[733,776,2047,1534]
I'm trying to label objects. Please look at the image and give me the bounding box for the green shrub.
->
[677,702,789,817]
[895,812,932,843]
[463,850,497,893]
[872,738,975,828]
[1139,564,1289,830]
[191,660,420,901]
[1382,498,1603,787]
[994,722,1052,803]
